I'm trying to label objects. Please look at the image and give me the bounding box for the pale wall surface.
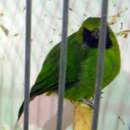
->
[0,0,130,130]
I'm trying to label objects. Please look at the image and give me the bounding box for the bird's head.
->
[80,17,113,49]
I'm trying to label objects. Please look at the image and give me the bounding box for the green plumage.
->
[18,17,121,119]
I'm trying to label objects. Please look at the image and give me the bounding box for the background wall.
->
[0,0,130,130]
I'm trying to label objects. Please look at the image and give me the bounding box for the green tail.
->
[18,102,24,120]
[17,94,35,120]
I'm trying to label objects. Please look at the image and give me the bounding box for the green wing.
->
[30,44,60,97]
[30,32,84,97]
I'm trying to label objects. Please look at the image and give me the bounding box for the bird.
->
[18,17,121,121]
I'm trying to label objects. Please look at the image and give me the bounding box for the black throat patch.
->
[83,28,113,49]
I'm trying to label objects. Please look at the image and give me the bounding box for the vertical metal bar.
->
[56,0,69,130]
[24,0,32,130]
[91,0,109,130]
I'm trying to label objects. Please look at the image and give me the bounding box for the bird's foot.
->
[82,99,94,109]
[82,91,104,109]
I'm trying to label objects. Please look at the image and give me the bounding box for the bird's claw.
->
[82,91,104,109]
[82,99,94,109]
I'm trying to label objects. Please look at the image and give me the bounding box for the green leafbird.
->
[18,17,121,120]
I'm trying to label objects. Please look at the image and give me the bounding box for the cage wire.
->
[0,0,130,130]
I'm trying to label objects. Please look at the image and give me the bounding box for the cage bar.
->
[56,0,69,130]
[24,0,32,130]
[91,0,109,130]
